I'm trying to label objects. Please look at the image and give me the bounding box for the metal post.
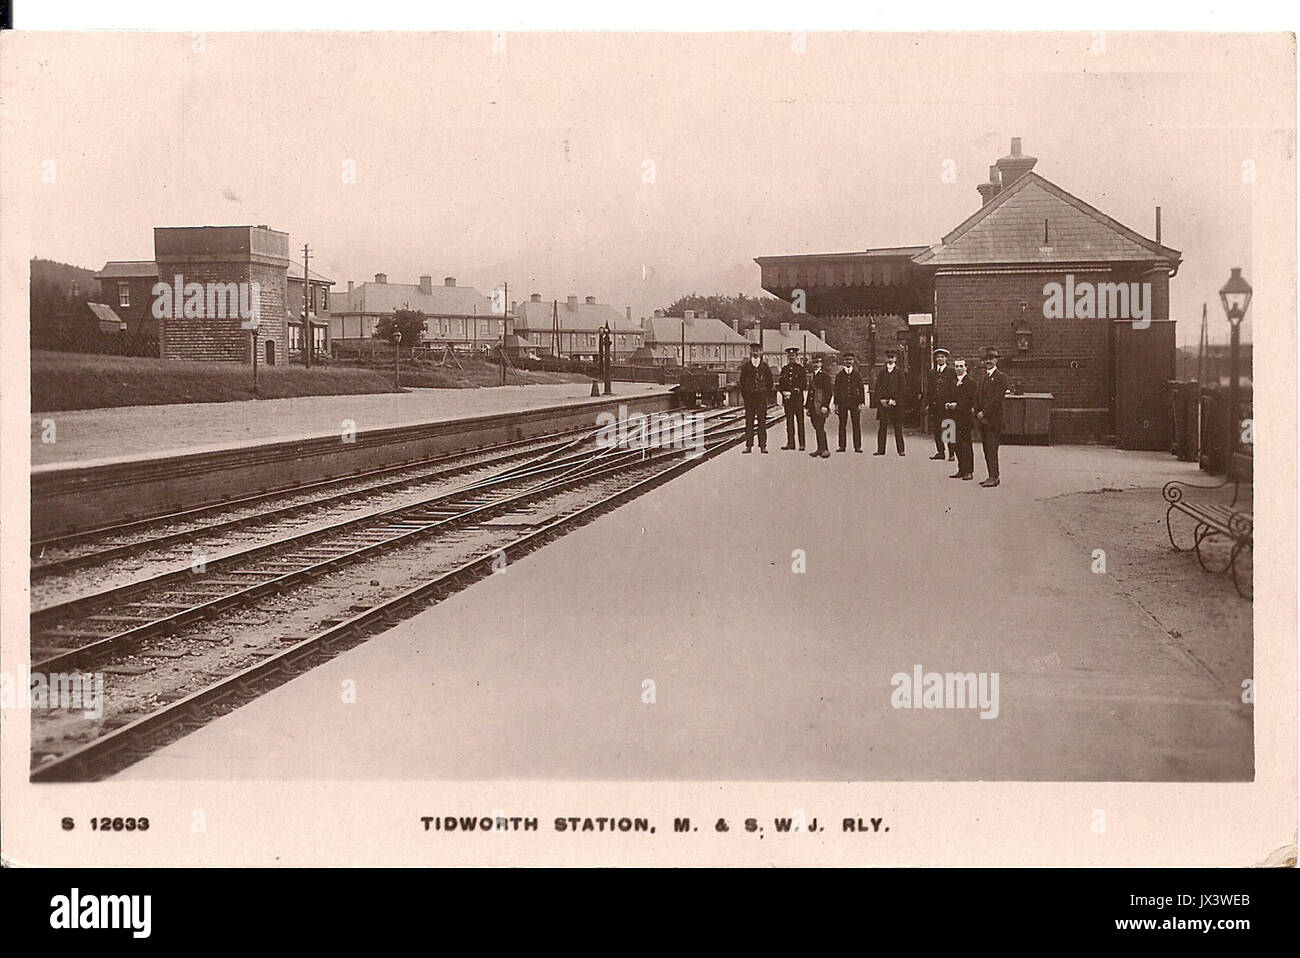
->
[394,330,402,388]
[252,328,259,396]
[1228,318,1241,472]
[302,244,312,368]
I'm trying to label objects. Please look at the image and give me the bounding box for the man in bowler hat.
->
[974,347,1011,486]
[873,348,906,455]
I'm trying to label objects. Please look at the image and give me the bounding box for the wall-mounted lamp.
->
[1015,322,1032,352]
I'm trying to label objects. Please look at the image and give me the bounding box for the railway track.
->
[31,426,597,580]
[31,406,777,781]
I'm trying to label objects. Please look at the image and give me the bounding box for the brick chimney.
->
[780,322,791,334]
[977,165,1002,206]
[530,292,541,302]
[374,273,387,284]
[419,275,433,294]
[995,137,1037,188]
[347,280,354,294]
[444,277,456,287]
[626,306,631,321]
[683,309,695,324]
[585,295,597,305]
[653,308,666,317]
[567,295,578,311]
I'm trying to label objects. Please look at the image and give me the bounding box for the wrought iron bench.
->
[1161,463,1252,598]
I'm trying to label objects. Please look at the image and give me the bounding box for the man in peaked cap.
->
[873,348,906,455]
[832,351,866,453]
[738,340,774,454]
[973,346,1011,486]
[805,354,833,458]
[778,346,807,451]
[926,347,958,461]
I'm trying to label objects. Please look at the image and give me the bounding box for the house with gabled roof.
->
[755,138,1182,447]
[329,274,507,354]
[634,309,752,367]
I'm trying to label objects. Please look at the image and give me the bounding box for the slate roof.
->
[642,316,750,345]
[86,302,124,329]
[913,172,1182,267]
[287,261,335,284]
[332,280,494,318]
[514,298,641,333]
[95,260,158,279]
[760,325,838,355]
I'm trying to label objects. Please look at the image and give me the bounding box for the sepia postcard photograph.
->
[0,6,1295,872]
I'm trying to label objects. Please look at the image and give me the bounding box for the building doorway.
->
[266,339,276,366]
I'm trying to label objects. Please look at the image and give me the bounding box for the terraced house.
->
[329,274,508,353]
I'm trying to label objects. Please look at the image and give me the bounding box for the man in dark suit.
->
[778,346,807,451]
[926,347,958,461]
[873,348,906,456]
[945,357,977,480]
[805,354,833,458]
[738,341,774,454]
[973,347,1011,486]
[832,351,866,453]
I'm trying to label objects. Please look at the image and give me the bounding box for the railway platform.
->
[116,436,1251,783]
[32,382,671,468]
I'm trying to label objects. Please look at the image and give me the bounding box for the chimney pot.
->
[444,277,456,287]
[995,137,1037,189]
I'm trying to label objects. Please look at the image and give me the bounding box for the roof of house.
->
[642,316,750,345]
[514,298,641,333]
[913,172,1182,267]
[332,280,494,318]
[96,260,158,279]
[287,261,335,284]
[759,325,838,354]
[86,302,124,326]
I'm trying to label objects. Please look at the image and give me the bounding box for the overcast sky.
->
[5,31,1292,345]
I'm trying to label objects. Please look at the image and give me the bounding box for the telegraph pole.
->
[301,244,312,368]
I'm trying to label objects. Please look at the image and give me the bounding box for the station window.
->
[118,282,130,308]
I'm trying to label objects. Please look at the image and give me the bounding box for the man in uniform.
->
[974,347,1011,486]
[738,340,774,454]
[873,348,906,456]
[832,351,866,453]
[805,354,833,458]
[778,346,807,451]
[945,357,976,480]
[926,347,958,461]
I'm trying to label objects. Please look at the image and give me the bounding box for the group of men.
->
[738,340,1010,487]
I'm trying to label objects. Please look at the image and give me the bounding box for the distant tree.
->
[374,307,427,351]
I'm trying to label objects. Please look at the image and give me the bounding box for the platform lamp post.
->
[599,323,613,395]
[393,329,402,389]
[1218,268,1252,472]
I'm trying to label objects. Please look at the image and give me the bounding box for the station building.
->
[755,139,1182,447]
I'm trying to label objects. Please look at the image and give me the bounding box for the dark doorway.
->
[266,339,276,366]
[1114,320,1175,450]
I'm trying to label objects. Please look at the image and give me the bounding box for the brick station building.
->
[755,139,1182,447]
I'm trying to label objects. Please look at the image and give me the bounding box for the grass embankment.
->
[30,351,594,412]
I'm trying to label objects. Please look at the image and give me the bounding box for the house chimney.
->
[1155,206,1162,246]
[444,277,456,287]
[729,319,739,332]
[746,326,761,344]
[977,165,1002,206]
[585,295,597,305]
[820,329,827,342]
[780,322,791,334]
[347,280,354,294]
[511,300,518,315]
[654,308,665,317]
[995,137,1037,188]
[626,306,632,321]
[419,275,433,294]
[683,310,695,324]
[530,292,541,302]
[374,273,387,284]
[567,295,578,311]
